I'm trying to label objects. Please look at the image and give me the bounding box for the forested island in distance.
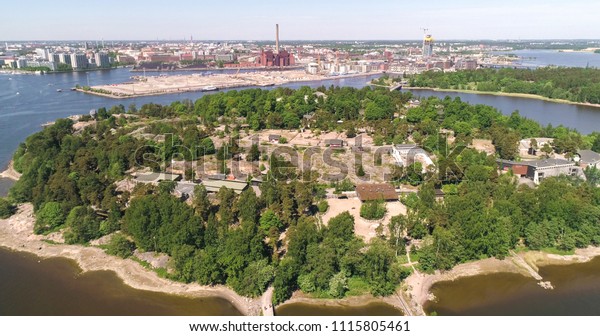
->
[407,67,600,105]
[2,78,600,315]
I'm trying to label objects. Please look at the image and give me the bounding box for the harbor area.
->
[78,70,375,98]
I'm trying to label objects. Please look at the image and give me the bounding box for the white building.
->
[26,60,57,71]
[391,144,433,173]
[94,52,110,68]
[70,53,88,69]
[35,48,49,60]
[306,62,319,75]
[15,58,28,68]
[58,53,72,66]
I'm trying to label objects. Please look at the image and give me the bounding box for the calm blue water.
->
[495,49,600,68]
[0,68,380,172]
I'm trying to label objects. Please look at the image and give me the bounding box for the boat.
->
[202,86,218,92]
[56,89,62,92]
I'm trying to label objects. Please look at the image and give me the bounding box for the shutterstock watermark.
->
[132,133,467,184]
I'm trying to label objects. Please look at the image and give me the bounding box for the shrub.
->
[328,272,348,298]
[360,200,386,220]
[0,198,16,219]
[63,206,102,244]
[317,200,329,213]
[106,233,136,258]
[34,202,65,234]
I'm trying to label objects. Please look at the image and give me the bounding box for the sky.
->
[2,0,599,41]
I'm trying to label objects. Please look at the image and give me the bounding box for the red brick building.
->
[260,49,295,67]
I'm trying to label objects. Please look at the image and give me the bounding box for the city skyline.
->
[2,0,600,41]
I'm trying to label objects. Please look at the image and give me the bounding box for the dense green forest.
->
[409,67,600,104]
[5,85,600,304]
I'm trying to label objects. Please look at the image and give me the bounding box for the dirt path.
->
[261,286,274,316]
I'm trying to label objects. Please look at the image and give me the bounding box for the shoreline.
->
[405,247,600,314]
[3,202,600,316]
[277,293,403,313]
[404,87,600,109]
[0,203,260,316]
[78,71,382,99]
[0,160,21,181]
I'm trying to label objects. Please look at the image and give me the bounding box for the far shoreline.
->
[403,86,600,110]
[77,71,383,99]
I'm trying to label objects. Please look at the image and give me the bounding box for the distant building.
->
[70,53,89,69]
[423,34,433,58]
[260,49,295,67]
[15,58,27,68]
[35,48,49,60]
[116,54,136,64]
[306,62,319,75]
[215,54,235,62]
[497,158,585,184]
[49,53,61,64]
[58,53,72,66]
[95,52,110,68]
[455,58,477,70]
[356,183,398,202]
[26,60,56,71]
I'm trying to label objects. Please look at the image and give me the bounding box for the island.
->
[405,67,600,106]
[2,85,600,316]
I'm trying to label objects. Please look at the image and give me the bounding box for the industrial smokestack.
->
[275,24,280,53]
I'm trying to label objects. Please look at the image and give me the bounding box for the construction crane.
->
[421,27,429,36]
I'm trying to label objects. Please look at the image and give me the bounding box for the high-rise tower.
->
[423,33,434,58]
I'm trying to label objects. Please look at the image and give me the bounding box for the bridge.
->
[389,83,403,92]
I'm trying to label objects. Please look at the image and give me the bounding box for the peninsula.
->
[2,84,600,316]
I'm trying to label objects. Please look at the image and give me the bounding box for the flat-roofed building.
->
[202,179,248,194]
[95,52,110,68]
[325,139,344,148]
[70,53,88,69]
[497,158,585,184]
[577,150,600,169]
[134,172,182,184]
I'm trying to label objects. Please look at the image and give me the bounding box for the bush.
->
[328,272,348,298]
[34,202,65,234]
[298,273,316,293]
[317,200,329,213]
[63,206,102,244]
[0,198,16,219]
[106,233,136,258]
[360,200,386,220]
